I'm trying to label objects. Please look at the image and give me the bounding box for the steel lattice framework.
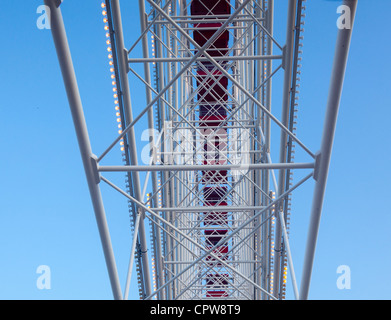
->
[44,0,357,300]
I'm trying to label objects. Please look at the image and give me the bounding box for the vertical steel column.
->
[136,0,165,299]
[44,0,122,300]
[299,0,357,300]
[261,0,274,300]
[110,0,153,298]
[255,0,265,300]
[151,0,173,300]
[274,0,297,298]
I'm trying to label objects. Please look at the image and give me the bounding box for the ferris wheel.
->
[44,0,357,300]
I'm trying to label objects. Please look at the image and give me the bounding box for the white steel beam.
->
[44,0,122,300]
[273,0,297,297]
[299,0,358,300]
[98,162,315,172]
[110,0,153,297]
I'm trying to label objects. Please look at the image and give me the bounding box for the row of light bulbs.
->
[101,2,125,152]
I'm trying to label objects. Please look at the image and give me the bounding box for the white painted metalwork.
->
[45,0,357,300]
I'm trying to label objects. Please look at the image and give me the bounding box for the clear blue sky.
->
[1,0,390,300]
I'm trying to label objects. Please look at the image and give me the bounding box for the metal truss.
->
[45,0,357,300]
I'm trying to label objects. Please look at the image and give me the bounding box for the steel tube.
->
[123,211,142,300]
[128,54,282,63]
[299,0,357,300]
[137,0,165,298]
[44,0,122,300]
[110,0,153,297]
[149,205,266,212]
[273,0,297,297]
[98,162,315,172]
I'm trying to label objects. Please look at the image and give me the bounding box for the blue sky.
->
[1,0,390,300]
